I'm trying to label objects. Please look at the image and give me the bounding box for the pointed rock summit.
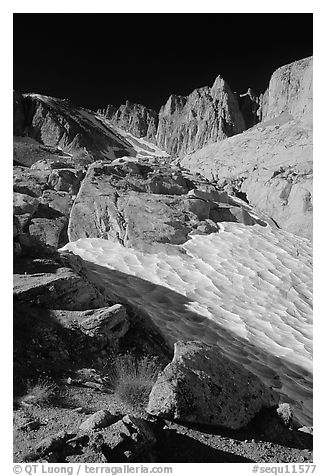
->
[155,75,246,156]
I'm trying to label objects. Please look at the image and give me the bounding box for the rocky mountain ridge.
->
[14,93,136,163]
[98,76,261,157]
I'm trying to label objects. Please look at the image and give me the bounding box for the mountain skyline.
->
[13,13,313,111]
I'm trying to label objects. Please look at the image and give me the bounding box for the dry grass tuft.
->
[18,378,58,407]
[106,353,161,411]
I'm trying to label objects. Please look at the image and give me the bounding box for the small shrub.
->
[106,353,161,411]
[18,378,58,407]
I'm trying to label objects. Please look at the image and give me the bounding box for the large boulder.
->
[13,257,107,311]
[13,166,50,197]
[40,190,74,216]
[147,341,279,429]
[28,217,67,248]
[48,169,81,195]
[68,161,268,249]
[63,307,130,352]
[76,304,129,347]
[13,192,40,216]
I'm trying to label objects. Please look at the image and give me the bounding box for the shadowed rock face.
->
[13,92,26,136]
[98,101,158,141]
[13,252,172,388]
[238,88,261,129]
[14,94,134,161]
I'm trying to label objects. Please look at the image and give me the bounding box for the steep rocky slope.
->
[260,56,312,125]
[14,93,134,162]
[180,57,313,240]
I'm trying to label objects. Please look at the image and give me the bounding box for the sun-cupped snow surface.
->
[62,223,312,426]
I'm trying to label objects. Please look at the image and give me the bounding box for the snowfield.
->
[61,223,312,426]
[95,117,170,159]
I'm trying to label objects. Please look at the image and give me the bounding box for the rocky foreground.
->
[13,56,313,463]
[13,249,313,463]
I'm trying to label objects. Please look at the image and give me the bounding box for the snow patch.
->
[61,223,312,426]
[96,116,170,159]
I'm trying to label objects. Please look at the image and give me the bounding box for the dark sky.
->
[13,13,313,112]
